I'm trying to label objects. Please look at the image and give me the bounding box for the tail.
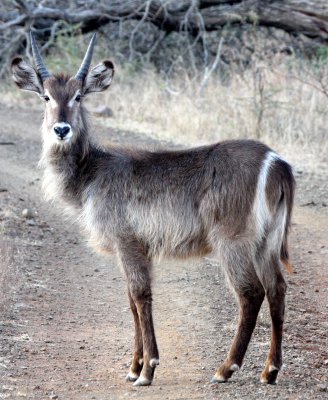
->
[279,161,295,275]
[280,234,293,274]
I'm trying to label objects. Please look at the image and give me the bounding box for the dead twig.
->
[199,36,223,94]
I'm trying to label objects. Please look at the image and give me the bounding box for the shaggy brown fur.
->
[11,37,295,387]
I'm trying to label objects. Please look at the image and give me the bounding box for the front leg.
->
[133,290,159,386]
[126,290,143,382]
[118,238,159,386]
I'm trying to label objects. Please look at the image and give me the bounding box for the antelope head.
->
[11,32,114,146]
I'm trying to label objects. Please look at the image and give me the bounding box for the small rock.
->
[0,188,8,193]
[0,141,15,145]
[26,219,36,226]
[93,105,114,118]
[318,383,327,392]
[301,201,317,207]
[22,208,33,218]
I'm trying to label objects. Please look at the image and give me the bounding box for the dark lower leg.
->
[261,279,286,384]
[133,293,159,385]
[126,291,143,381]
[212,291,264,383]
[117,238,158,386]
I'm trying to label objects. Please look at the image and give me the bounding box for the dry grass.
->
[96,60,328,170]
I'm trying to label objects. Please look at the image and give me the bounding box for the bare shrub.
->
[1,0,327,77]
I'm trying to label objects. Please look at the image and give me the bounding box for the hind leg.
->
[258,256,287,384]
[212,257,265,383]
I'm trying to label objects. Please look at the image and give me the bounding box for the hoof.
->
[230,364,239,372]
[126,371,139,382]
[211,363,239,384]
[261,365,279,385]
[133,375,152,386]
[211,374,227,384]
[149,358,160,368]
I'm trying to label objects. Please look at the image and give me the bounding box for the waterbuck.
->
[11,32,295,386]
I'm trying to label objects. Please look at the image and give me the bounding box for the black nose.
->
[54,125,70,139]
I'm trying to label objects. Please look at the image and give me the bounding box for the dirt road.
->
[0,104,327,399]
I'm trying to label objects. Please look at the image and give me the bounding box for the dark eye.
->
[75,94,81,102]
[43,95,50,102]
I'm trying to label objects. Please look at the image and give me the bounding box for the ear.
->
[83,60,114,95]
[11,57,43,94]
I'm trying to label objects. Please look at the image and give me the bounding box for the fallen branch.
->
[0,0,327,78]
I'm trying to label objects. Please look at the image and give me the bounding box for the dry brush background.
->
[1,0,328,340]
[0,1,328,398]
[1,0,328,333]
[1,0,327,165]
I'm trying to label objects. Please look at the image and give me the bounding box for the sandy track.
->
[0,104,327,399]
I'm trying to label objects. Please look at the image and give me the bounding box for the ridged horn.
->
[30,31,51,81]
[75,33,97,81]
